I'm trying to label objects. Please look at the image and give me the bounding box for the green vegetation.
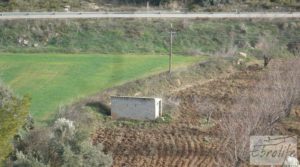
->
[0,19,298,123]
[59,57,235,131]
[0,19,298,164]
[0,83,30,163]
[10,118,112,167]
[0,53,203,122]
[0,19,299,56]
[0,0,299,11]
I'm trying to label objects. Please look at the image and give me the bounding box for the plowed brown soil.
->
[92,67,300,167]
[92,68,262,167]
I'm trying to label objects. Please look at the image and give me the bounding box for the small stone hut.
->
[111,96,162,120]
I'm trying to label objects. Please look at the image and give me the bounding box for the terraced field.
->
[92,69,261,166]
[94,126,227,167]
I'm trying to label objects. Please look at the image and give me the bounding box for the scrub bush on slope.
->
[0,83,30,164]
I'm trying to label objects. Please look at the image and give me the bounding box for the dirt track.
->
[92,69,261,167]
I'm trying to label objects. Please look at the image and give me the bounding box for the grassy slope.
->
[0,19,299,55]
[0,53,204,122]
[0,19,299,122]
[0,0,299,12]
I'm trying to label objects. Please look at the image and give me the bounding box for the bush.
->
[13,151,49,167]
[10,118,113,167]
[0,83,30,164]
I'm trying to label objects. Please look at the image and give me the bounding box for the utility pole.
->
[146,1,149,10]
[169,23,176,74]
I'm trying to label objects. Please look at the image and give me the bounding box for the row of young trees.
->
[218,58,300,166]
[195,58,300,166]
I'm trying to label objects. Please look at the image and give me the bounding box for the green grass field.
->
[0,53,205,122]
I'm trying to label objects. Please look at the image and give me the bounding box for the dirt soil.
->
[91,66,263,167]
[90,62,300,167]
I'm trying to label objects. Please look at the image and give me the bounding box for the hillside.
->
[0,0,299,12]
[58,58,300,166]
[1,0,300,165]
[0,19,300,57]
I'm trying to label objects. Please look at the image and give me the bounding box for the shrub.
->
[10,118,113,167]
[13,151,49,167]
[0,83,30,164]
